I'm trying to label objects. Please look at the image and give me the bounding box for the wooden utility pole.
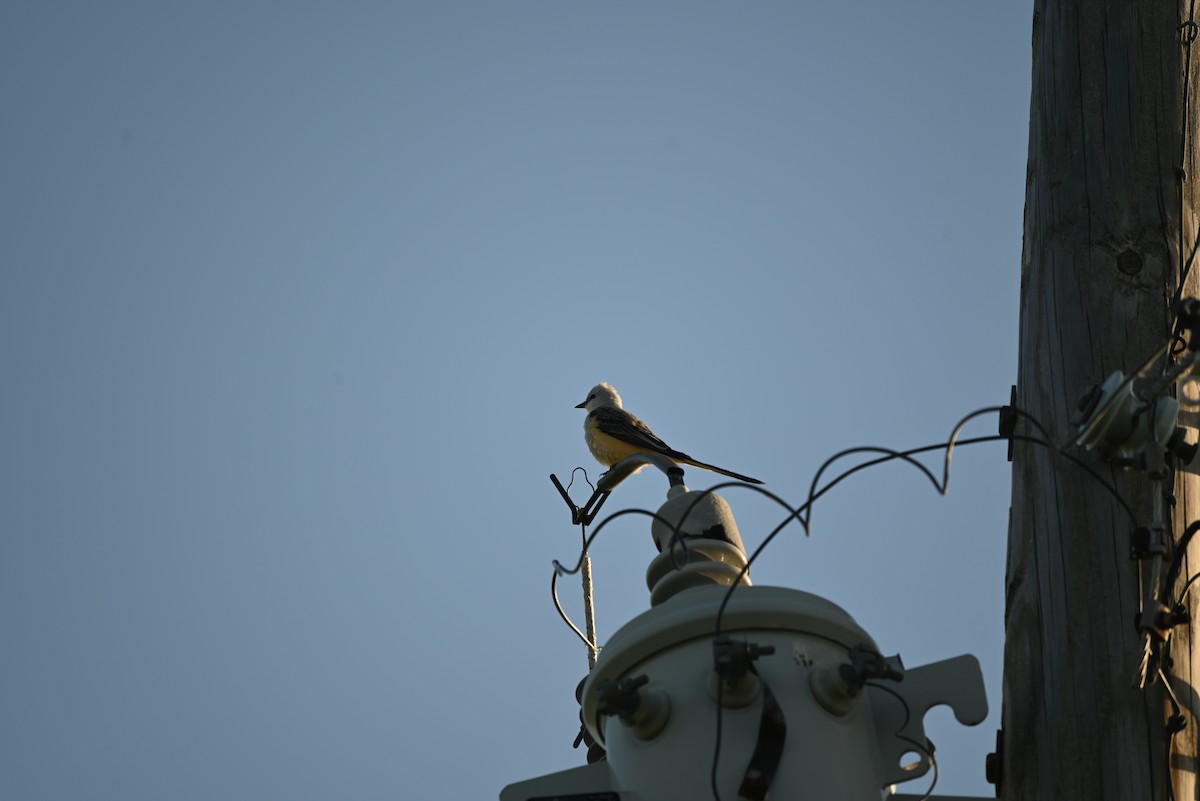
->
[1003,1,1200,799]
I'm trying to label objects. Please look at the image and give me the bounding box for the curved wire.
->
[1177,569,1200,603]
[710,432,1138,643]
[707,422,1008,801]
[709,436,1012,642]
[565,406,1125,604]
[561,408,1139,654]
[562,409,1138,657]
[802,406,1005,532]
[549,507,672,652]
[867,681,939,801]
[565,466,596,495]
[664,480,807,565]
[552,506,674,578]
[551,565,598,652]
[709,670,725,801]
[702,412,1135,800]
[1161,520,1200,606]
[692,420,1130,616]
[802,432,1135,527]
[555,404,1139,801]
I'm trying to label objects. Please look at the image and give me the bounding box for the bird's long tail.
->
[677,456,764,485]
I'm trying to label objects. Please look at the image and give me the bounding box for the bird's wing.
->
[589,406,685,458]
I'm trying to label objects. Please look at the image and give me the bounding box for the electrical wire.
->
[1160,660,1184,801]
[682,410,1112,579]
[551,555,599,653]
[1177,568,1200,602]
[550,507,677,659]
[574,2,1200,781]
[1168,729,1179,801]
[705,411,1040,800]
[709,672,725,801]
[551,504,703,669]
[866,681,939,801]
[560,406,1134,632]
[551,506,674,578]
[564,465,597,495]
[703,431,1135,650]
[1165,520,1200,600]
[802,406,1005,531]
[911,746,939,801]
[1162,12,1199,796]
[553,404,1140,801]
[699,409,1135,800]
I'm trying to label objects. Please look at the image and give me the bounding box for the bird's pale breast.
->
[585,416,643,466]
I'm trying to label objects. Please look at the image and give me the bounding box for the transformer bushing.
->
[504,481,988,800]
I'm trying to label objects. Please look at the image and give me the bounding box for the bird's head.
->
[576,382,622,412]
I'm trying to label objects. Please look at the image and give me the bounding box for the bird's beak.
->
[575,400,587,409]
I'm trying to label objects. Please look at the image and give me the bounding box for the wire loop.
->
[550,404,1141,801]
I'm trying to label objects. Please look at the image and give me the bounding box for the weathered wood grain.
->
[1005,0,1200,798]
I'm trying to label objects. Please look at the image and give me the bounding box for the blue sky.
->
[2,3,1029,798]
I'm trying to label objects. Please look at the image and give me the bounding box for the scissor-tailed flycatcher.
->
[576,382,764,484]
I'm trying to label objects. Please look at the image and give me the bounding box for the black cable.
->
[1177,568,1200,602]
[551,550,599,652]
[706,431,1135,636]
[801,433,1137,528]
[1160,660,1183,801]
[555,405,1139,801]
[570,412,1137,643]
[564,465,597,495]
[551,506,674,578]
[712,434,1019,647]
[1168,728,1178,801]
[562,406,1135,610]
[701,412,1136,800]
[663,409,1036,573]
[1165,520,1200,600]
[710,674,725,801]
[707,416,1015,801]
[802,406,1005,532]
[704,431,1135,649]
[550,507,674,655]
[866,681,939,801]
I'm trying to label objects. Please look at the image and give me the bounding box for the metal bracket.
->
[1000,385,1017,462]
[870,654,988,787]
[1131,524,1169,561]
[550,472,610,526]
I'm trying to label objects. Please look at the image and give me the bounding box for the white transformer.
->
[505,474,989,801]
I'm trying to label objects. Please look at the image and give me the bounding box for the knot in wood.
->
[1117,249,1144,276]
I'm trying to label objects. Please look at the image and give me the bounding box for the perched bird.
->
[576,382,764,484]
